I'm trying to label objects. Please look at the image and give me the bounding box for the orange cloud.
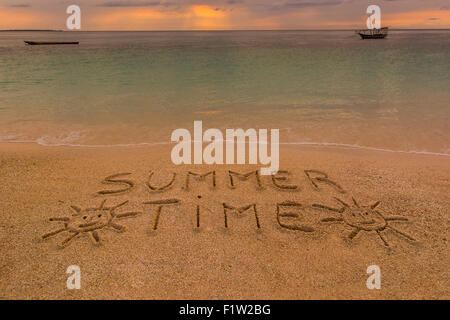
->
[382,10,450,28]
[88,8,186,30]
[88,5,231,30]
[254,8,450,30]
[185,5,229,30]
[191,5,226,18]
[0,7,52,29]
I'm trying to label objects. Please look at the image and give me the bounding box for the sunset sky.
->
[1,0,450,30]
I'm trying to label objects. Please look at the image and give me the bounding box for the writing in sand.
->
[41,169,416,248]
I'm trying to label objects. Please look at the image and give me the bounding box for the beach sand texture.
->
[0,142,448,299]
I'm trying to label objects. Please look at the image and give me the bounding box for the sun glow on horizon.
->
[1,3,450,30]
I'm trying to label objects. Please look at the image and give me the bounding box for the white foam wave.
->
[1,135,449,157]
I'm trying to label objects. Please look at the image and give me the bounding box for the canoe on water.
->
[24,41,79,45]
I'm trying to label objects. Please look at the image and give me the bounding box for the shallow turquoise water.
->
[0,30,449,153]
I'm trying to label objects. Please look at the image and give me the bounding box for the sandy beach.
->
[0,142,448,299]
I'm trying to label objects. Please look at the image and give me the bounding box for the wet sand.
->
[0,142,448,299]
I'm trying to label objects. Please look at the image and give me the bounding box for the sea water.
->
[0,30,449,154]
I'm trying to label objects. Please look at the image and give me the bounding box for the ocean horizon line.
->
[2,28,450,32]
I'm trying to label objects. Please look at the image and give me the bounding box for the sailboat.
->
[356,27,388,39]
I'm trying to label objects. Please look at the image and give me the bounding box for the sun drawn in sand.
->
[313,197,415,247]
[42,200,141,247]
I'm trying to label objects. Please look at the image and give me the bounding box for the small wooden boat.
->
[356,27,388,39]
[24,41,79,45]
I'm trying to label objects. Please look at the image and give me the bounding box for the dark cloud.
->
[8,3,30,7]
[284,0,343,8]
[97,1,176,7]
